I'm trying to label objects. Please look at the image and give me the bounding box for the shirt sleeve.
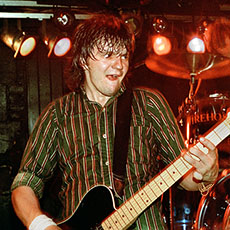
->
[145,89,186,165]
[11,101,60,199]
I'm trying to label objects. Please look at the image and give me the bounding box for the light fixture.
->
[124,16,142,37]
[122,12,143,37]
[150,16,172,55]
[187,37,205,53]
[152,34,172,55]
[0,19,36,58]
[152,16,168,34]
[40,20,72,57]
[53,9,75,31]
[197,18,211,35]
[53,37,71,57]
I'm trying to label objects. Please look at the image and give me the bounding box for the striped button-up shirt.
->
[11,85,185,229]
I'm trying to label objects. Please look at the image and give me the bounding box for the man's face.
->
[83,44,129,104]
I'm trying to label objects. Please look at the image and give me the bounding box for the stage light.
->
[124,16,142,37]
[20,37,36,56]
[150,16,172,55]
[122,12,143,37]
[53,9,75,31]
[0,22,36,58]
[152,34,172,55]
[152,16,168,33]
[41,20,72,57]
[187,37,205,53]
[197,18,211,35]
[53,37,71,57]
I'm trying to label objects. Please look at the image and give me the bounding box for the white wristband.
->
[29,214,57,230]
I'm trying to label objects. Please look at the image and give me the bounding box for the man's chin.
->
[104,87,121,97]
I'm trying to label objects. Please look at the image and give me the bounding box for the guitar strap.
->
[113,85,133,197]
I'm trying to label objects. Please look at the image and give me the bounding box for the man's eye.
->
[103,52,113,58]
[121,54,128,59]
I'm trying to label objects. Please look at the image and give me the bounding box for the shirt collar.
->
[79,82,127,105]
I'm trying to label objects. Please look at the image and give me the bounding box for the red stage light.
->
[152,35,172,55]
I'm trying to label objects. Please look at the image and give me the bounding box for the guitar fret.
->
[133,191,150,210]
[142,185,157,202]
[139,188,152,204]
[102,216,114,230]
[224,117,230,130]
[109,212,123,229]
[123,199,139,218]
[116,206,132,224]
[150,180,163,196]
[114,204,138,230]
[154,175,168,192]
[108,216,120,230]
[110,209,127,229]
[206,117,230,146]
[166,163,182,181]
[174,157,192,173]
[131,193,145,212]
[159,170,175,187]
[206,129,224,146]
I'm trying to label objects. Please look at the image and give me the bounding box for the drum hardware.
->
[177,78,202,125]
[177,71,203,148]
[145,52,230,80]
[195,169,230,230]
[186,53,214,78]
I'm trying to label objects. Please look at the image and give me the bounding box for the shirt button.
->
[105,161,109,166]
[102,133,107,139]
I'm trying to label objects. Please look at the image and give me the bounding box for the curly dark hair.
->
[64,14,135,91]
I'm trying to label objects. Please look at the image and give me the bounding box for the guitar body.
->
[59,186,117,230]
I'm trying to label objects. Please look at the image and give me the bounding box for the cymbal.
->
[145,52,230,80]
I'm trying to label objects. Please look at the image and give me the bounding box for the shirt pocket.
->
[129,117,156,165]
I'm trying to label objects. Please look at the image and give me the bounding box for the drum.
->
[195,169,230,230]
[223,205,230,230]
[173,187,200,230]
[178,92,230,168]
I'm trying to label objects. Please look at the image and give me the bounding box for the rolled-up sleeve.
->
[11,101,60,199]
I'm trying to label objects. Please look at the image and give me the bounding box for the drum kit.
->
[145,52,230,229]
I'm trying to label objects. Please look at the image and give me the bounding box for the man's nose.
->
[112,56,123,70]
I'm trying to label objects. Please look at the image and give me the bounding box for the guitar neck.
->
[101,114,230,230]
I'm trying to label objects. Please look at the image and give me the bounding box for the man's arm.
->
[11,186,61,230]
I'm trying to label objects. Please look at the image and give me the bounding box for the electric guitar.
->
[59,113,230,230]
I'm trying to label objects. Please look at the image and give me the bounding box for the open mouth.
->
[106,74,119,80]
